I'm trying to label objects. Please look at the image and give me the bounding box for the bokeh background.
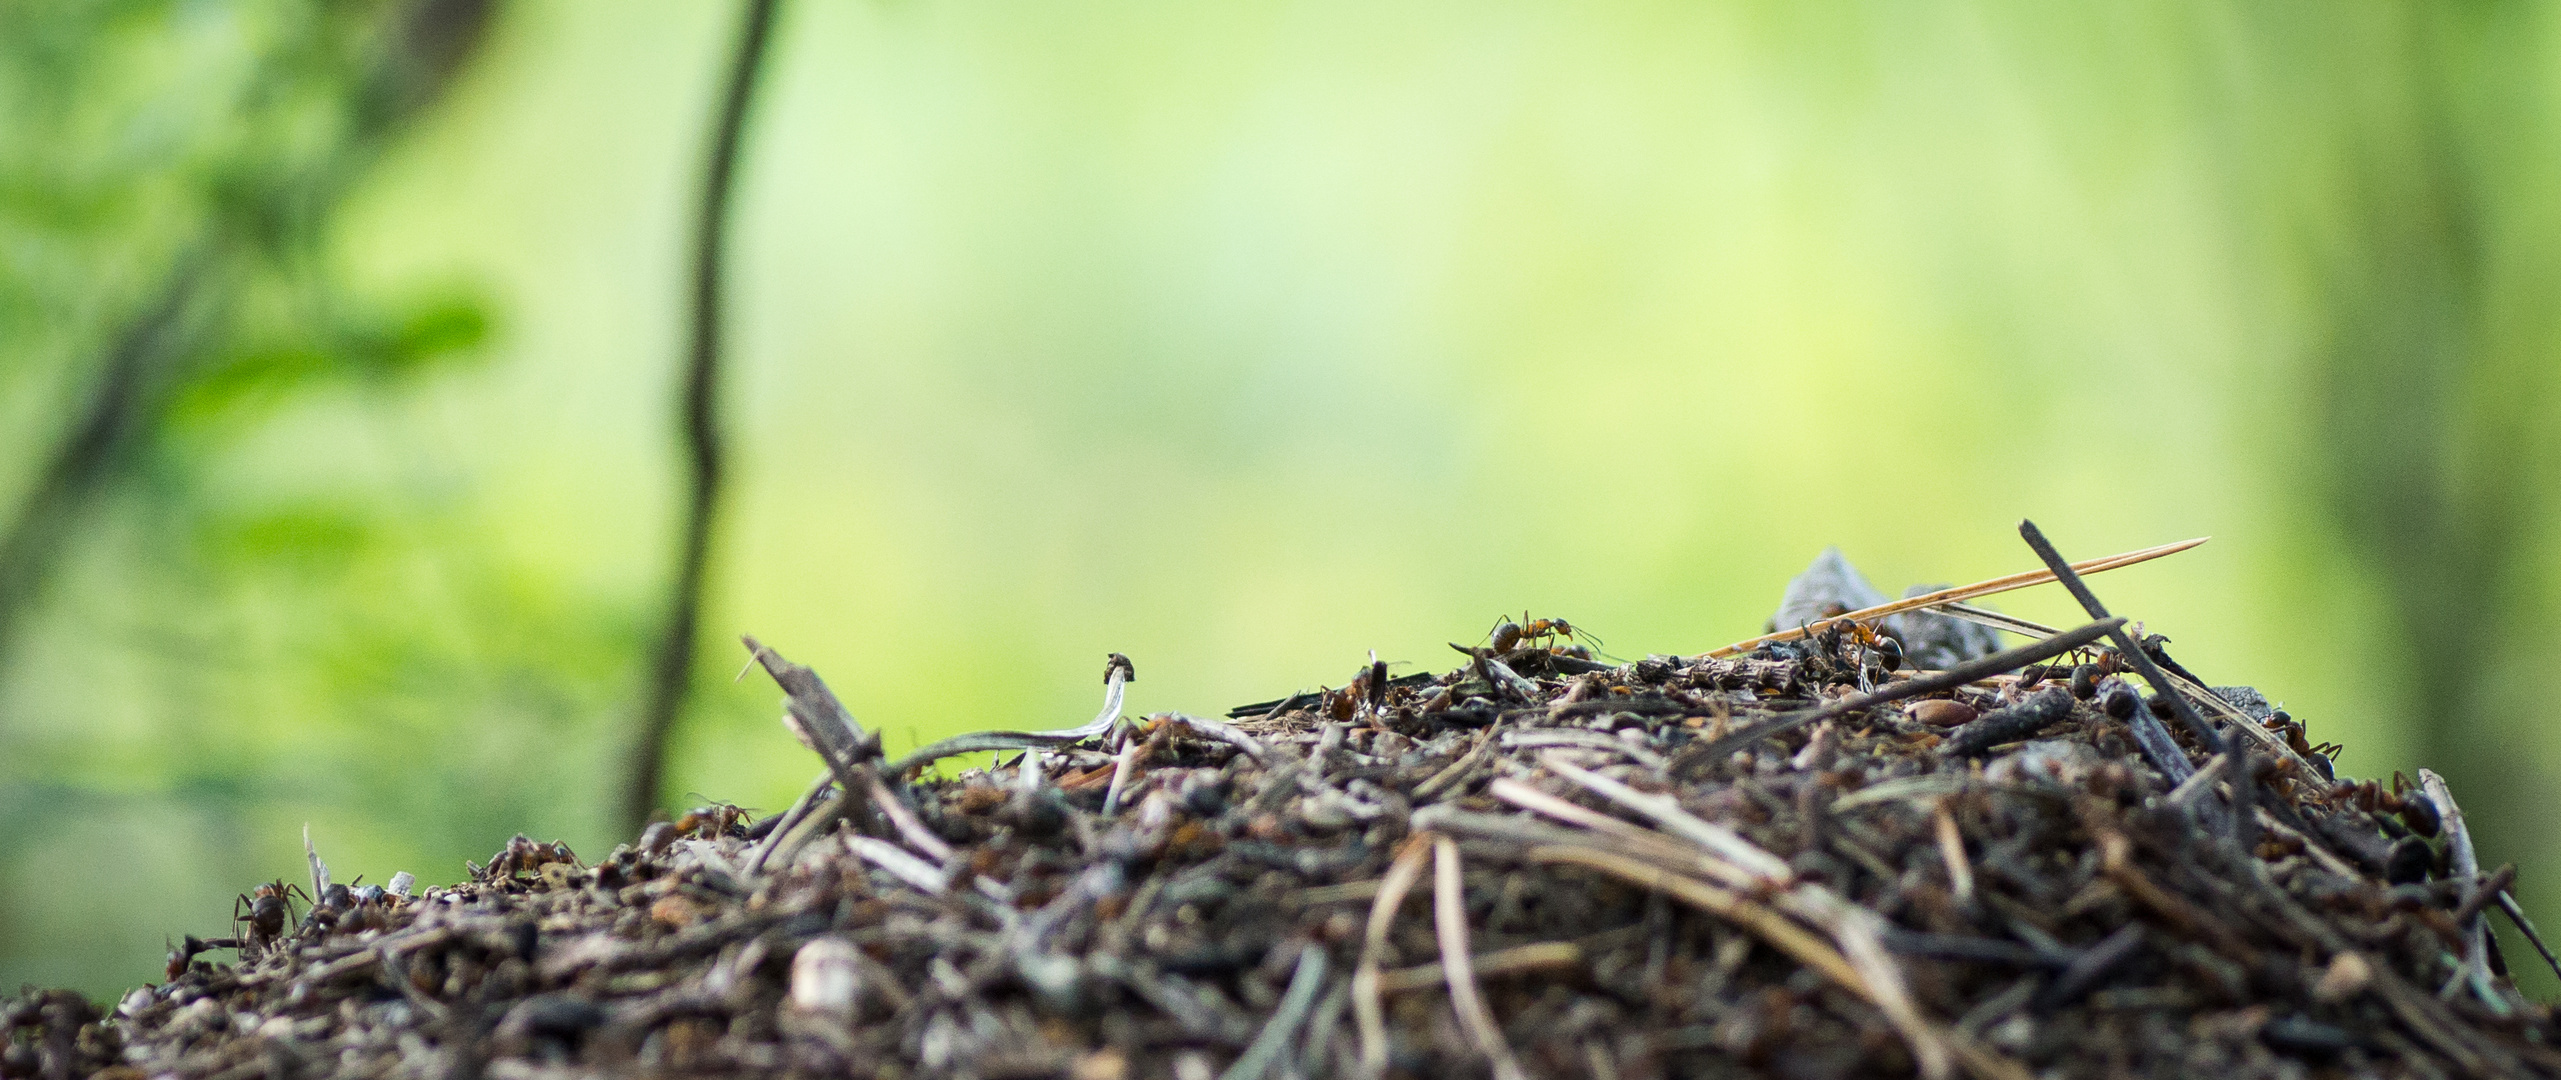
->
[6,0,2560,1000]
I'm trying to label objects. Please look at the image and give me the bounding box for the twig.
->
[303,824,331,902]
[1159,712,1269,761]
[1433,837,1527,1080]
[886,654,1136,774]
[1217,944,1329,1080]
[1706,537,2205,657]
[746,770,832,875]
[2491,890,2561,984]
[1100,736,1146,817]
[1413,729,1498,802]
[2014,521,2247,850]
[1355,834,1434,1079]
[1934,801,1974,905]
[846,835,948,896]
[868,779,953,863]
[1536,754,1793,882]
[1673,617,2123,771]
[2450,865,2517,929]
[625,0,787,835]
[2416,769,2509,1013]
[741,637,883,835]
[1373,942,1580,994]
[1524,845,1864,996]
[1499,729,1666,770]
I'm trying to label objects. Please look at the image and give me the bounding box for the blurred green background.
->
[6,0,2560,1000]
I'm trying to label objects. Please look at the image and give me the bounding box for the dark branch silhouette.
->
[622,0,785,834]
[0,0,497,670]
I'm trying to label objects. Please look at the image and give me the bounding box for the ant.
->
[2332,771,2441,838]
[2260,709,2342,761]
[1487,613,1604,657]
[474,834,582,883]
[163,933,239,982]
[675,803,750,839]
[233,879,308,954]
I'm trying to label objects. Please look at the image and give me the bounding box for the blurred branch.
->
[622,0,785,835]
[0,0,498,667]
[0,252,213,662]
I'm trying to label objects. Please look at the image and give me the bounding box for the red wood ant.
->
[474,835,583,884]
[2331,771,2440,837]
[675,803,749,839]
[2260,709,2342,761]
[1487,613,1603,657]
[233,879,308,954]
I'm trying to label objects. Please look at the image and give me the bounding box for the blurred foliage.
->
[3,0,2560,1004]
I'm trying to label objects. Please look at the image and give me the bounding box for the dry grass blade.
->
[1485,777,1765,890]
[1934,800,1974,905]
[1433,836,1528,1080]
[1355,834,1434,1079]
[1783,886,1956,1080]
[1706,536,2206,657]
[1537,753,1794,882]
[1373,942,1580,994]
[1528,844,1861,991]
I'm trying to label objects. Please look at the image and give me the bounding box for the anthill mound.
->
[10,531,2556,1080]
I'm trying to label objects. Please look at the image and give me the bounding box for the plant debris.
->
[13,525,2561,1079]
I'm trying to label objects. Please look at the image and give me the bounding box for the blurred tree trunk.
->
[620,0,786,836]
[2289,3,2556,912]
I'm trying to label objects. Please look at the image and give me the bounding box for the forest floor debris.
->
[11,527,2561,1079]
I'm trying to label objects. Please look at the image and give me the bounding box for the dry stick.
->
[1528,845,2018,1080]
[1218,944,1329,1080]
[2451,865,2520,929]
[1673,617,2124,771]
[2416,769,2511,1013]
[625,0,786,835]
[1099,737,1146,817]
[1929,608,2320,781]
[1705,536,2206,658]
[1354,835,1435,1079]
[1433,837,1528,1080]
[1484,779,1766,891]
[846,835,947,896]
[1537,754,1794,881]
[2493,891,2561,984]
[1373,942,1581,994]
[868,779,953,863]
[1164,711,1271,760]
[2014,521,2246,847]
[1498,771,1962,1080]
[746,770,833,875]
[886,654,1135,774]
[742,637,882,835]
[1526,846,1863,994]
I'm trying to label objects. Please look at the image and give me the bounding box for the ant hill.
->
[10,525,2553,1080]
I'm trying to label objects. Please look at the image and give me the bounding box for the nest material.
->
[12,605,2560,1079]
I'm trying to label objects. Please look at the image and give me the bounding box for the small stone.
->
[2313,952,2372,1002]
[1910,699,1977,728]
[790,937,863,1016]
